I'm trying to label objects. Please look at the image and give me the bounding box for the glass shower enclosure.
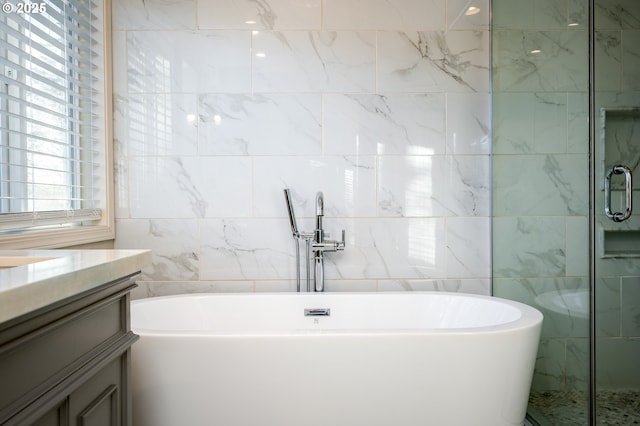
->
[492,0,640,424]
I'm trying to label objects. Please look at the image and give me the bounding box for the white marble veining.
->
[127,31,251,93]
[493,30,588,92]
[447,0,490,30]
[494,277,589,338]
[600,108,640,190]
[377,30,490,93]
[323,0,445,30]
[326,218,448,280]
[446,217,491,278]
[128,156,252,218]
[323,94,445,156]
[493,93,569,154]
[493,154,588,216]
[595,31,622,92]
[491,0,640,404]
[198,94,321,156]
[493,0,587,30]
[446,93,491,155]
[595,0,640,29]
[113,0,196,30]
[115,94,198,156]
[115,220,200,281]
[492,217,566,278]
[252,31,376,93]
[112,0,492,295]
[198,0,321,30]
[376,278,490,294]
[566,216,589,277]
[622,30,640,91]
[0,250,151,324]
[378,155,490,217]
[492,10,591,391]
[199,219,294,281]
[591,6,640,393]
[568,93,589,154]
[253,156,377,218]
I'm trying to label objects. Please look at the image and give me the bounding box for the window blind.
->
[0,0,105,232]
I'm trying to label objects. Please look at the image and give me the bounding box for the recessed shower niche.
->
[600,107,640,257]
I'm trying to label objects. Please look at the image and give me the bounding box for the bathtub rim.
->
[130,291,543,337]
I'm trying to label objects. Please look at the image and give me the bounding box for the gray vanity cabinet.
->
[0,274,140,426]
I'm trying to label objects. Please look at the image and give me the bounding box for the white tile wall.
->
[491,0,590,393]
[593,0,640,390]
[492,0,640,395]
[323,0,445,30]
[112,0,491,295]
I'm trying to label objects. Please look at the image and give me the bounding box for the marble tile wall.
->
[593,0,640,389]
[111,0,492,296]
[492,0,591,394]
[494,0,640,395]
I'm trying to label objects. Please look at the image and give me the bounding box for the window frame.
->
[0,0,114,249]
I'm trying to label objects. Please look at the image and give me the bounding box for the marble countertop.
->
[0,249,152,324]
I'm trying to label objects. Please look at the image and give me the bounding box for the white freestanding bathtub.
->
[131,292,542,426]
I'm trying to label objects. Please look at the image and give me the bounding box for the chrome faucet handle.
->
[332,229,345,249]
[339,229,346,249]
[313,229,345,252]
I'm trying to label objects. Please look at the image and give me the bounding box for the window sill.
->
[0,225,115,250]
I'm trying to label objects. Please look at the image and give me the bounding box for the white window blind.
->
[0,0,105,233]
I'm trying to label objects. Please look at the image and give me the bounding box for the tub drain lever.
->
[304,308,331,317]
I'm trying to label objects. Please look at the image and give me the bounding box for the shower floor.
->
[528,390,640,425]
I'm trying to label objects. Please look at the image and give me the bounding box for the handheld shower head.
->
[283,188,299,237]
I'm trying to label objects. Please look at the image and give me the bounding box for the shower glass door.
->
[593,1,640,423]
[492,0,640,424]
[492,0,590,423]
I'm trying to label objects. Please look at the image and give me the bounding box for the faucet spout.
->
[315,192,324,230]
[315,192,324,215]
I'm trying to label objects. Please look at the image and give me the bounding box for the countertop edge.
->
[0,249,152,324]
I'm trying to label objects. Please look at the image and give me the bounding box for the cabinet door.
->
[69,356,124,426]
[31,401,68,426]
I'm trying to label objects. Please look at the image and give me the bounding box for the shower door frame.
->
[588,0,597,423]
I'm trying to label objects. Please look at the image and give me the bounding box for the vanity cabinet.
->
[0,273,140,426]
